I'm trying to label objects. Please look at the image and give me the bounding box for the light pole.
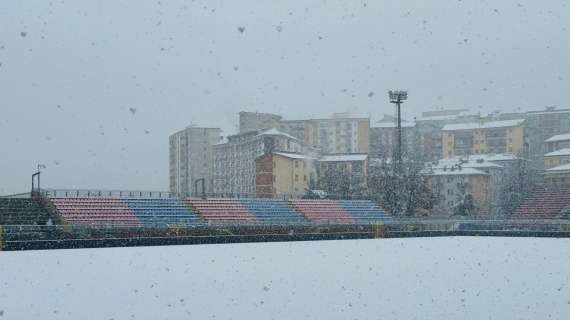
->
[32,164,46,194]
[388,90,408,165]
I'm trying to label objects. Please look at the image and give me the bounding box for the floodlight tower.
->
[388,90,408,165]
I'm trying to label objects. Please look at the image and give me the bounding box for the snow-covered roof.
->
[527,108,570,115]
[546,163,570,172]
[432,158,503,170]
[273,152,316,160]
[441,119,525,131]
[544,148,570,157]
[472,153,518,162]
[257,128,300,141]
[427,167,489,176]
[418,114,471,121]
[443,153,518,163]
[374,121,416,128]
[545,133,570,143]
[319,154,368,162]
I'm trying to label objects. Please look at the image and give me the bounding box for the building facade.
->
[280,114,370,154]
[255,152,317,197]
[369,121,417,159]
[545,133,570,153]
[239,111,282,133]
[316,154,369,197]
[427,167,490,217]
[544,164,570,185]
[524,107,570,144]
[213,129,312,196]
[544,148,570,169]
[441,119,525,158]
[169,127,222,195]
[414,109,481,161]
[429,155,510,217]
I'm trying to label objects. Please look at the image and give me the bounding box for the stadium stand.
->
[50,198,141,226]
[0,198,53,225]
[338,200,392,223]
[187,198,256,224]
[239,199,306,224]
[10,195,391,227]
[289,199,355,224]
[511,187,570,219]
[123,198,201,227]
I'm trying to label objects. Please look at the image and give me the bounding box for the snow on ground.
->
[0,237,569,320]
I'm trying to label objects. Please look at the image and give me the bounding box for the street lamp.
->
[388,90,408,165]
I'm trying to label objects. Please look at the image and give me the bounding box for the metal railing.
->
[40,189,377,201]
[43,189,179,199]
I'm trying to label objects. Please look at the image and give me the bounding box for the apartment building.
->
[239,111,282,133]
[427,166,490,217]
[525,107,570,143]
[369,119,417,159]
[441,119,525,158]
[213,128,313,195]
[544,148,570,169]
[545,133,570,153]
[255,152,317,197]
[318,154,368,175]
[414,109,481,161]
[169,127,222,195]
[280,114,370,154]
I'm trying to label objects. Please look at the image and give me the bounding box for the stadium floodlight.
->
[388,90,408,103]
[387,90,408,167]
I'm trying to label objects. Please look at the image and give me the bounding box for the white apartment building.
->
[169,127,222,195]
[213,128,311,195]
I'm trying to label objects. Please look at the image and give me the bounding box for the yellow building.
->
[442,119,525,158]
[544,148,570,169]
[544,163,570,185]
[255,152,317,197]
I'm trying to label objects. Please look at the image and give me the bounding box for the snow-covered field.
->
[1,237,569,320]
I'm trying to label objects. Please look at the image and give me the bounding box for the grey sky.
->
[0,0,568,194]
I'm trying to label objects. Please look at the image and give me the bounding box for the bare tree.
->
[499,156,540,215]
[368,156,436,217]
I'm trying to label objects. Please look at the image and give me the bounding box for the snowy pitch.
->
[1,237,569,320]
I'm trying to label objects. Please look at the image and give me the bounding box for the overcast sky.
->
[1,0,569,194]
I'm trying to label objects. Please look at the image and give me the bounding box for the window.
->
[295,174,299,182]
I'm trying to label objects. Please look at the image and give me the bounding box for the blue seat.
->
[337,200,391,224]
[122,198,202,227]
[239,199,306,224]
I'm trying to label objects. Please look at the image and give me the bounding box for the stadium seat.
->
[50,198,142,227]
[239,199,306,224]
[337,200,392,224]
[122,198,202,227]
[510,187,570,220]
[289,199,354,224]
[186,198,256,224]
